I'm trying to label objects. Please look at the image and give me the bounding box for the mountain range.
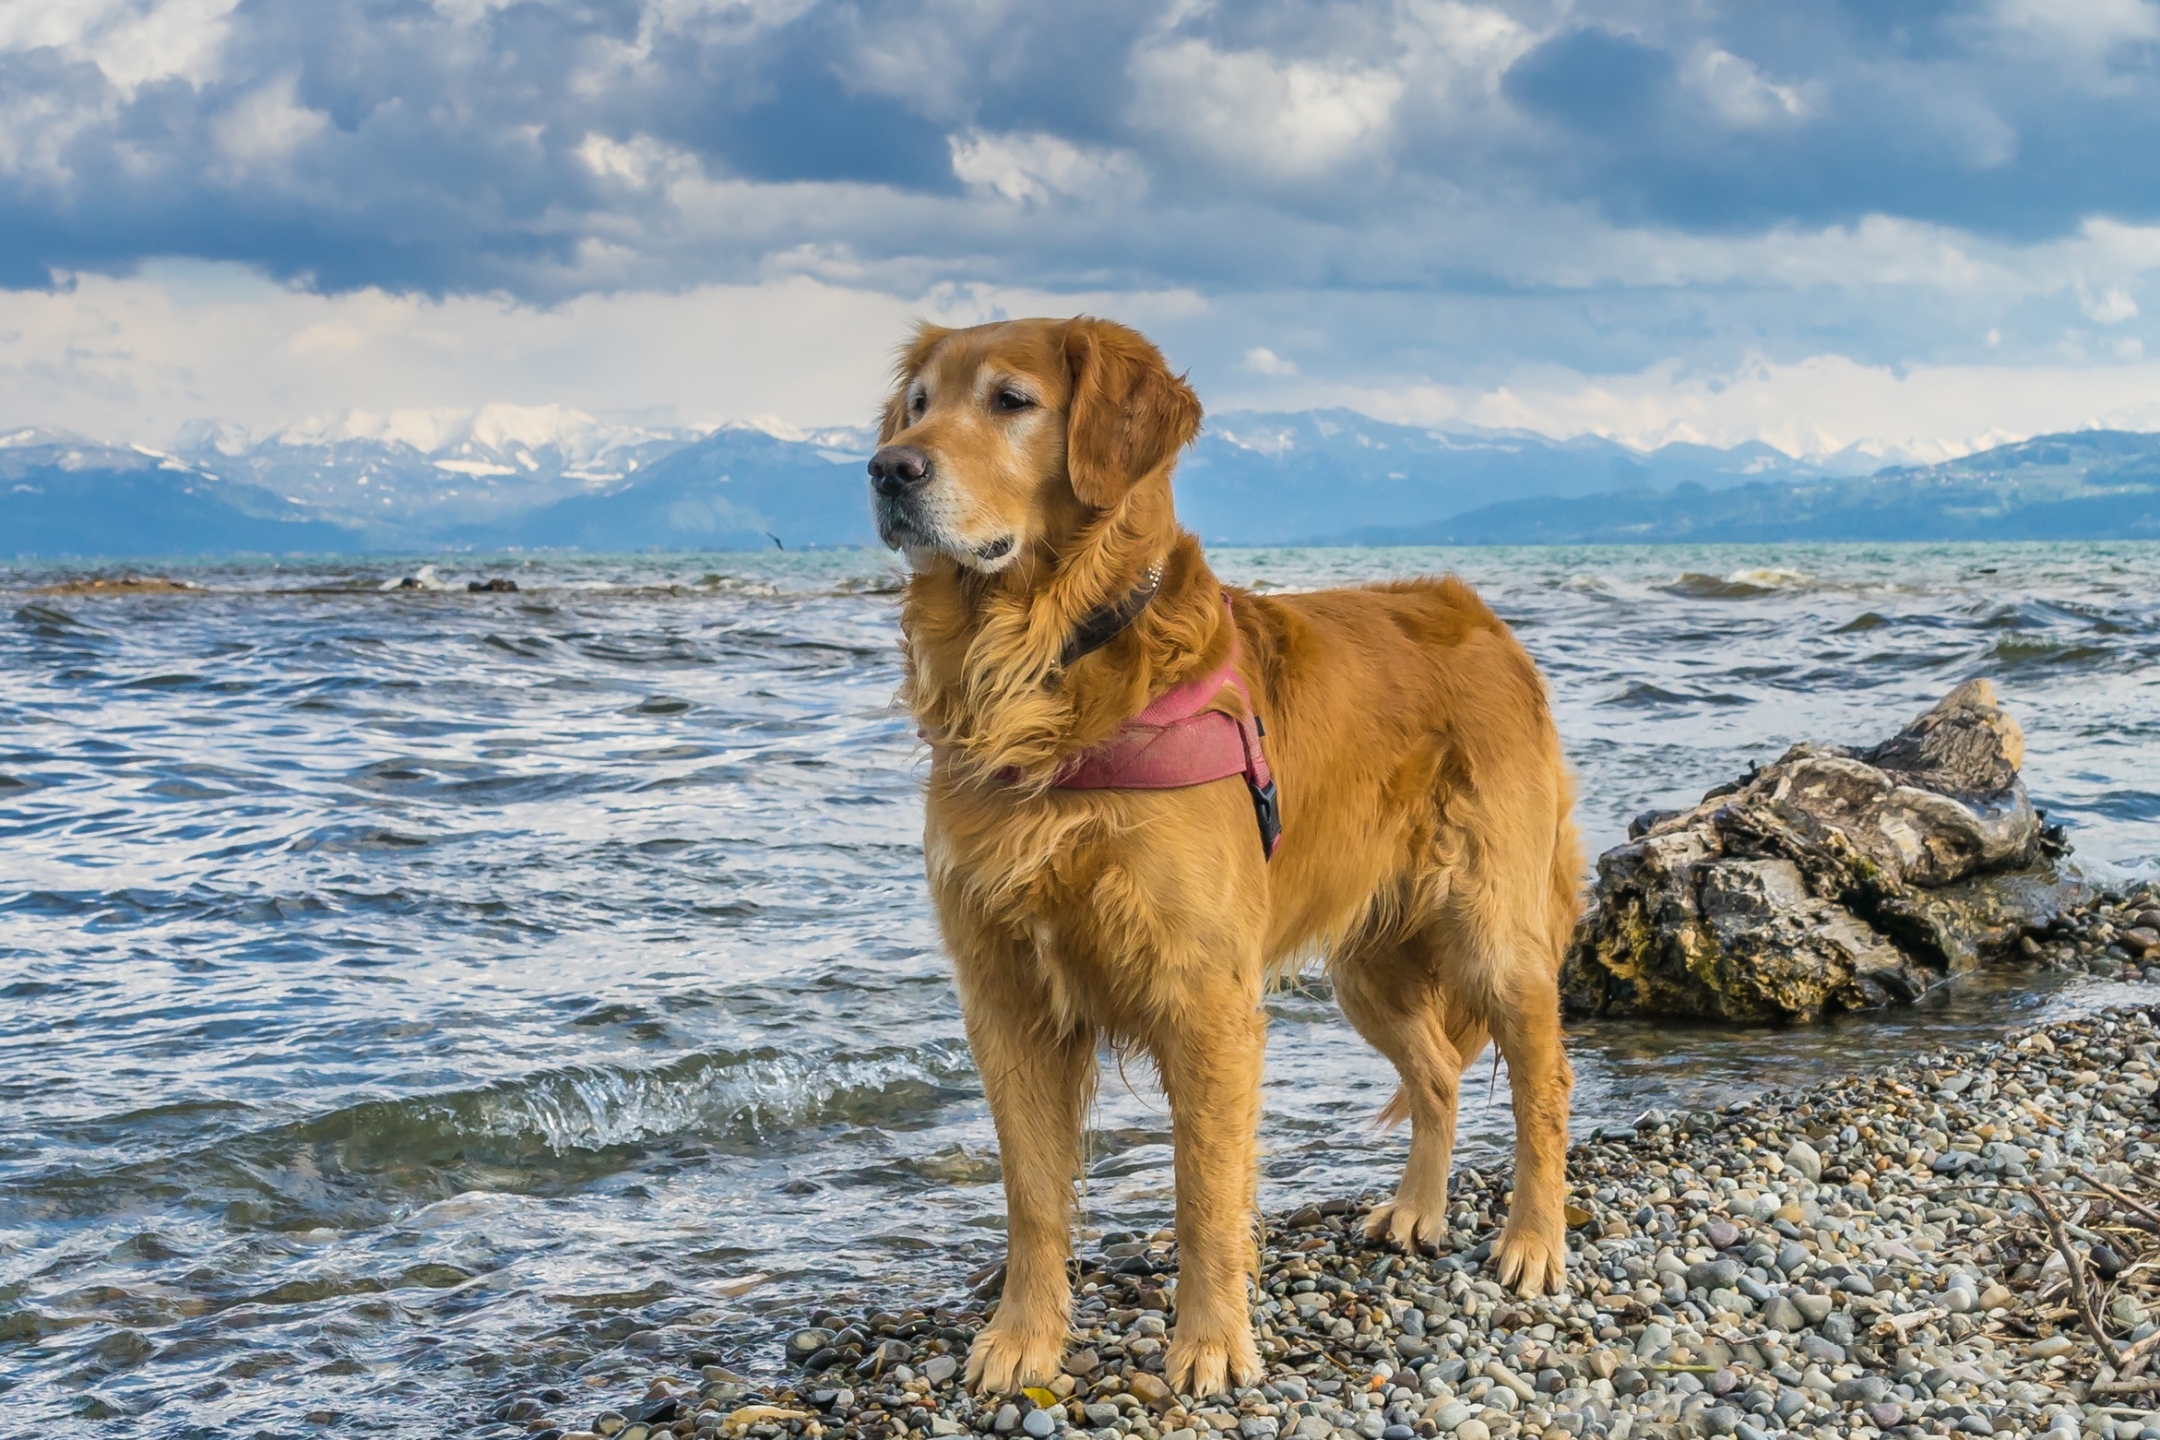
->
[4,406,2157,559]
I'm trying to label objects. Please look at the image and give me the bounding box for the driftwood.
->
[1562,679,2082,1022]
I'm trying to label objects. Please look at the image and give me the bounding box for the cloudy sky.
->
[3,0,2159,455]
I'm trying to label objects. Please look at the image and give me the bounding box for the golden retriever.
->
[868,317,1581,1400]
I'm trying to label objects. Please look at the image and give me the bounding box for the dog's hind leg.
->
[1153,979,1267,1400]
[1482,957,1571,1295]
[1334,940,1486,1250]
[1441,912,1572,1297]
[956,953,1099,1394]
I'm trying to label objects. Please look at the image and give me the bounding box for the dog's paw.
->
[1165,1326,1261,1400]
[1363,1196,1447,1251]
[964,1322,1068,1394]
[1491,1221,1567,1296]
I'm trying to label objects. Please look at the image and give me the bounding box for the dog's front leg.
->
[958,965,1097,1394]
[1155,987,1267,1399]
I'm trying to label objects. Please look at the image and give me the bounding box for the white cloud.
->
[576,132,701,191]
[0,262,1209,444]
[1299,350,2160,460]
[0,0,242,93]
[211,75,328,168]
[2079,282,2140,323]
[948,130,1145,206]
[8,262,2160,471]
[1992,0,2160,54]
[1680,46,1806,126]
[1128,39,1405,177]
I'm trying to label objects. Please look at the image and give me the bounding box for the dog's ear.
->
[1062,317,1202,509]
[878,322,953,443]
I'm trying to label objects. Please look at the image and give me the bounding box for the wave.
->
[314,1040,979,1158]
[24,1040,982,1225]
[1660,567,1813,599]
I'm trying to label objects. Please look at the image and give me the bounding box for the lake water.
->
[3,542,2158,1436]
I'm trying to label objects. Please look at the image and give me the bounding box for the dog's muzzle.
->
[869,444,934,550]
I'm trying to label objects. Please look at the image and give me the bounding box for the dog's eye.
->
[908,390,927,417]
[994,388,1034,412]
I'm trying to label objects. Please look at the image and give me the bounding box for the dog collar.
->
[1058,559,1166,669]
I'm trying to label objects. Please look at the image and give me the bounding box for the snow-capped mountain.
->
[175,404,704,541]
[8,404,2160,559]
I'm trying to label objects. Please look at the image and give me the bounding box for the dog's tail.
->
[1546,770,1586,970]
[1374,1085,1411,1133]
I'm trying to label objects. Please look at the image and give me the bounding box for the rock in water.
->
[1562,679,2082,1021]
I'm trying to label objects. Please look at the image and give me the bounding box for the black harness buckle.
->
[1248,777,1282,860]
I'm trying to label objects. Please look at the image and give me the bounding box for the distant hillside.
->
[180,404,698,546]
[1339,430,2160,545]
[1175,410,1876,545]
[7,409,2160,558]
[1,433,361,559]
[12,406,1876,557]
[471,426,878,551]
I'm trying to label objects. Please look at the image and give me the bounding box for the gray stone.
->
[1795,1333,1846,1366]
[1832,1378,1889,1404]
[1560,681,2082,1021]
[1021,1408,1057,1439]
[1688,1259,1745,1292]
[787,1329,837,1361]
[995,1405,1022,1434]
[1763,1297,1805,1332]
[924,1356,959,1385]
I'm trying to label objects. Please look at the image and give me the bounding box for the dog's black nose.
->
[868,445,931,498]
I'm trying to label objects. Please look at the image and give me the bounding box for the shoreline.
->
[496,998,2160,1440]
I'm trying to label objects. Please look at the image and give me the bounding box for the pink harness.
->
[1049,602,1282,859]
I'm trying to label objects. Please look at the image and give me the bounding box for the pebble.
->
[509,994,2160,1440]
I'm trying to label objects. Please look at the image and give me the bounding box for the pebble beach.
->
[491,885,2160,1440]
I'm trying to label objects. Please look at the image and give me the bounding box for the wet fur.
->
[877,318,1582,1400]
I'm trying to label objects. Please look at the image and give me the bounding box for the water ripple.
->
[1,542,2157,1434]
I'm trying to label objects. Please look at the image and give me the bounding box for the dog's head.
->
[867,317,1202,573]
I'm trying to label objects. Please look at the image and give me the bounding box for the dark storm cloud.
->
[2,0,2157,299]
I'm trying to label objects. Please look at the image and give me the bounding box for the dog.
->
[867,317,1581,1400]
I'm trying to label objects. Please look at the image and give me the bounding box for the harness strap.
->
[1051,598,1281,859]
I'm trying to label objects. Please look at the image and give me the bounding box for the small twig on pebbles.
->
[2090,1378,2160,1396]
[2028,1183,2125,1363]
[1879,1307,1948,1339]
[2113,1322,2160,1382]
[2088,1179,2160,1231]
